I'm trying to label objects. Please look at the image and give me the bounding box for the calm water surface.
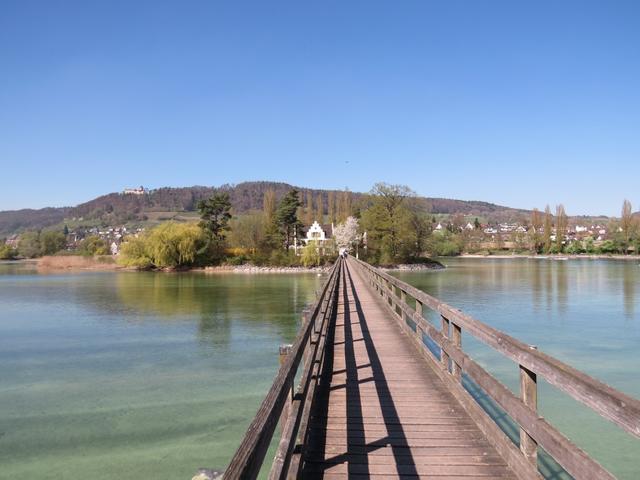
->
[0,262,322,479]
[1,259,638,479]
[395,257,640,479]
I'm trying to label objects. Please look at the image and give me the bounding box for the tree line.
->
[3,187,638,266]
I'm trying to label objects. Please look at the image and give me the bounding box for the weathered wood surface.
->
[352,258,640,439]
[225,259,341,480]
[350,257,639,480]
[300,260,519,479]
[226,256,639,480]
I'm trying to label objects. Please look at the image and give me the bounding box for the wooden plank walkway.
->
[301,259,517,479]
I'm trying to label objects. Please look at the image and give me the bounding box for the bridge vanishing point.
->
[224,256,640,480]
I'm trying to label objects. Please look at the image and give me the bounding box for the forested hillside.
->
[0,181,597,237]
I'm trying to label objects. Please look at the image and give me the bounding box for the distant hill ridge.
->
[0,181,606,237]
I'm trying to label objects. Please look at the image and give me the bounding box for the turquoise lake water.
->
[0,258,638,479]
[395,257,640,479]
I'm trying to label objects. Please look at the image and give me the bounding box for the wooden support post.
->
[441,315,450,372]
[520,354,538,465]
[400,289,407,320]
[451,322,462,381]
[415,299,423,318]
[279,344,293,434]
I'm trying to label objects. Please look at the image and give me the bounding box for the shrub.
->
[118,222,208,269]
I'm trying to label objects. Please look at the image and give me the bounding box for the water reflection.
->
[556,262,568,314]
[623,263,636,318]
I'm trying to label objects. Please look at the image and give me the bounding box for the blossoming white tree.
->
[333,216,359,252]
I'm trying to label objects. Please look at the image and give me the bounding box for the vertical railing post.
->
[520,350,538,465]
[440,315,450,372]
[278,344,293,434]
[400,289,407,320]
[451,322,462,381]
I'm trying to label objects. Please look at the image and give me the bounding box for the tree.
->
[315,193,324,222]
[228,212,265,253]
[63,225,69,236]
[40,231,67,255]
[0,244,17,260]
[555,204,567,253]
[530,208,543,253]
[275,189,303,250]
[18,231,42,258]
[333,216,359,252]
[474,218,481,230]
[305,191,314,227]
[621,199,634,254]
[263,189,277,224]
[327,191,336,224]
[79,235,109,256]
[198,192,232,240]
[360,183,420,264]
[118,222,208,268]
[301,240,321,267]
[543,205,552,253]
[337,190,352,223]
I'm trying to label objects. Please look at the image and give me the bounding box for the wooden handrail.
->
[351,256,640,480]
[224,258,342,480]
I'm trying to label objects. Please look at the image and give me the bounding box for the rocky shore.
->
[202,264,331,274]
[381,262,445,271]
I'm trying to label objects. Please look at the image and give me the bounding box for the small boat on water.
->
[553,257,569,261]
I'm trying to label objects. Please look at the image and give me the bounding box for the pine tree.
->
[197,193,232,241]
[275,189,303,250]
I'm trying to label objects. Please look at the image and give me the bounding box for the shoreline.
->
[459,253,640,261]
[3,256,447,273]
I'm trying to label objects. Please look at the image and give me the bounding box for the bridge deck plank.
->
[300,259,517,479]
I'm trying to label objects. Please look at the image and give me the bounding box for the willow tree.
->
[119,222,208,269]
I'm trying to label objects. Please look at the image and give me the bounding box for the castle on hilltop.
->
[123,186,147,195]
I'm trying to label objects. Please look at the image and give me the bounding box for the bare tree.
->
[543,205,553,253]
[621,199,634,253]
[555,204,567,253]
[315,193,324,223]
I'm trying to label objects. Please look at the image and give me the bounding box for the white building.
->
[304,221,327,244]
[123,186,146,195]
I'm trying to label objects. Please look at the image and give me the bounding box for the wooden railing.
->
[224,257,343,480]
[351,257,640,480]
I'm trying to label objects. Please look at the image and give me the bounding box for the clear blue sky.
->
[1,1,639,215]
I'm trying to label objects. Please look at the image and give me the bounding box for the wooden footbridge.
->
[225,257,640,479]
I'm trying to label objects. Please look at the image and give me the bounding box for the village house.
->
[301,221,333,256]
